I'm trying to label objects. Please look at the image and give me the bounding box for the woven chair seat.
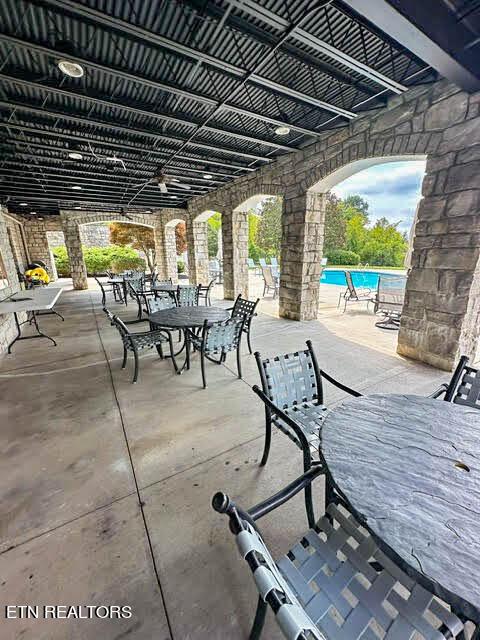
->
[273,401,327,456]
[125,330,170,351]
[237,503,464,640]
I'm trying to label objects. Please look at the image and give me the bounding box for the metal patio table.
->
[321,393,480,626]
[147,306,229,373]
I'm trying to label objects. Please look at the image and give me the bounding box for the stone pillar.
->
[23,222,56,279]
[279,190,326,320]
[153,223,168,280]
[60,214,88,290]
[398,155,480,370]
[187,219,209,285]
[165,225,179,283]
[222,209,249,299]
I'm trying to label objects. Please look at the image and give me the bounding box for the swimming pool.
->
[320,269,399,289]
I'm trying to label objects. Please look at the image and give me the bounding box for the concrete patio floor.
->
[0,278,447,639]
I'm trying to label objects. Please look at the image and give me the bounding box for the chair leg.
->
[246,326,253,354]
[302,449,315,529]
[121,347,127,369]
[156,342,164,359]
[201,350,207,388]
[132,349,139,383]
[260,413,272,467]
[236,345,242,379]
[249,596,267,640]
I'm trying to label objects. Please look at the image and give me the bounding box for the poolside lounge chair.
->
[259,258,267,268]
[270,256,279,268]
[261,266,279,298]
[337,270,372,313]
[372,275,406,329]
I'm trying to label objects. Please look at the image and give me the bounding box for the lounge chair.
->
[261,266,279,298]
[337,270,372,313]
[372,274,406,329]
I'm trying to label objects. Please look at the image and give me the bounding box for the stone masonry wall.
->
[48,223,110,248]
[0,208,24,354]
[6,216,28,274]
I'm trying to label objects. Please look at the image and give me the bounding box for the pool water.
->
[320,269,398,289]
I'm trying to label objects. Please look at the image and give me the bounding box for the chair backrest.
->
[270,257,278,267]
[127,280,143,299]
[231,294,259,321]
[94,276,106,293]
[146,295,175,314]
[262,266,276,287]
[205,316,244,353]
[344,271,358,299]
[445,355,480,408]
[321,257,328,266]
[177,285,199,306]
[259,258,267,267]
[128,276,144,293]
[255,341,322,409]
[104,308,130,340]
[247,258,255,268]
[375,275,406,312]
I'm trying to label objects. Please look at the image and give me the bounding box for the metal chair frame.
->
[431,355,480,409]
[261,266,279,298]
[188,315,246,388]
[104,308,177,383]
[176,284,201,307]
[254,340,361,527]
[228,294,260,354]
[198,279,216,306]
[212,465,471,640]
[94,276,123,306]
[338,270,372,313]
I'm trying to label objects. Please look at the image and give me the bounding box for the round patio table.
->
[148,306,229,373]
[321,393,480,624]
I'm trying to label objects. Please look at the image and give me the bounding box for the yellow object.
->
[25,267,50,284]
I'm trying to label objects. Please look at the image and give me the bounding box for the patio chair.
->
[338,270,372,313]
[247,258,255,269]
[103,308,177,383]
[198,278,216,306]
[177,284,200,306]
[188,315,245,388]
[372,275,406,330]
[259,258,267,268]
[321,257,328,267]
[127,281,155,321]
[270,256,279,268]
[254,340,361,526]
[228,293,260,354]
[94,276,123,307]
[212,465,466,640]
[261,266,279,298]
[431,355,480,409]
[145,294,175,315]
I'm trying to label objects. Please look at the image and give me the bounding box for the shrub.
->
[326,249,360,265]
[110,255,145,274]
[53,245,144,276]
[177,260,185,274]
[53,246,70,276]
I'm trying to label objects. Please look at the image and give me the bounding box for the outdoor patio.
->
[0,279,447,639]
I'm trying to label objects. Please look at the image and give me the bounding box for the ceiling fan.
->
[132,168,191,193]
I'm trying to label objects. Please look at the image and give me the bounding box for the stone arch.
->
[162,216,188,283]
[187,208,222,288]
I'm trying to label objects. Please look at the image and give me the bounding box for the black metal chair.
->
[228,294,260,354]
[177,284,200,306]
[254,340,361,526]
[188,315,245,388]
[212,465,466,640]
[104,308,177,383]
[198,278,216,306]
[338,270,372,313]
[145,294,176,315]
[431,355,480,409]
[127,281,156,321]
[94,276,123,306]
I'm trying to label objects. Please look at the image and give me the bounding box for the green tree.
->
[248,212,260,262]
[359,218,408,266]
[109,223,155,273]
[256,196,282,257]
[338,196,370,225]
[207,212,221,258]
[324,193,347,254]
[345,213,368,255]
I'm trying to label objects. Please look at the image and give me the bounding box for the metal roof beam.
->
[0,34,326,138]
[339,0,480,92]
[226,0,406,94]
[25,0,358,117]
[0,100,271,162]
[0,72,296,152]
[0,125,254,173]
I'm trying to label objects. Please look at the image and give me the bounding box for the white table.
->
[0,287,63,353]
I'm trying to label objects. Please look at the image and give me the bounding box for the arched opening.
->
[164,217,188,283]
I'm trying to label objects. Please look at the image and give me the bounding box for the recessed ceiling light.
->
[74,206,82,210]
[275,126,290,135]
[144,209,152,213]
[30,211,37,215]
[58,59,84,78]
[68,152,83,160]
[20,202,28,206]
[38,216,44,220]
[170,195,178,199]
[203,174,213,179]
[170,178,179,183]
[71,185,82,190]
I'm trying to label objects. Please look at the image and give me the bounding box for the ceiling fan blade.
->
[175,183,192,190]
[159,182,168,193]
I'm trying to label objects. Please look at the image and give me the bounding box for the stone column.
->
[398,154,480,370]
[153,223,168,280]
[60,214,88,290]
[23,221,56,279]
[279,190,326,320]
[165,225,179,283]
[222,209,249,299]
[186,218,209,285]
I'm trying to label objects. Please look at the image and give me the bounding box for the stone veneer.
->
[48,223,110,248]
[8,79,480,369]
[0,208,25,353]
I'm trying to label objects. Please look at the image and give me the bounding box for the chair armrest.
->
[212,465,324,525]
[320,370,362,397]
[429,383,448,399]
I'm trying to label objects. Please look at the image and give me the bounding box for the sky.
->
[331,160,426,232]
